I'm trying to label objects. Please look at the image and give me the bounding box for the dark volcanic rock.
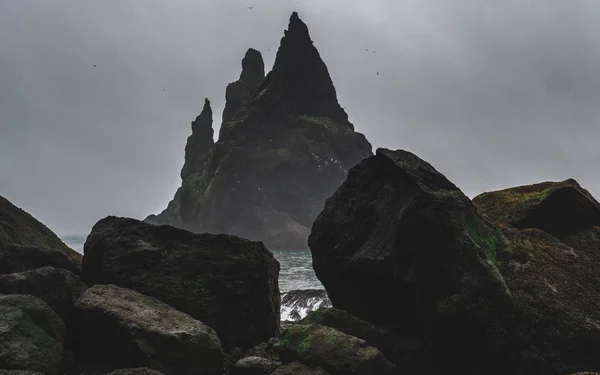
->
[0,195,81,266]
[0,266,87,321]
[0,294,65,375]
[473,178,600,234]
[147,13,372,249]
[0,244,81,276]
[71,284,224,375]
[145,99,215,228]
[309,148,509,329]
[309,148,600,374]
[181,98,215,181]
[222,48,265,126]
[82,216,280,351]
[489,224,600,374]
[271,362,330,375]
[277,324,395,375]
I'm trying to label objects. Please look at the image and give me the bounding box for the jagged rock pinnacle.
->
[256,12,348,126]
[181,98,215,180]
[285,11,311,41]
[240,48,265,88]
[222,49,266,126]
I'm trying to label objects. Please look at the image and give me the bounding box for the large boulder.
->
[473,178,600,234]
[0,266,88,321]
[277,324,395,375]
[146,13,372,249]
[309,148,600,374]
[0,294,65,375]
[309,148,509,329]
[0,195,81,266]
[82,216,280,351]
[71,284,224,375]
[0,245,81,276]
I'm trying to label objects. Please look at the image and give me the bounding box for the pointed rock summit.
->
[222,48,265,126]
[145,99,214,228]
[254,11,349,127]
[181,98,214,180]
[146,13,372,249]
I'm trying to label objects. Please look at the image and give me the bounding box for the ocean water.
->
[61,234,328,321]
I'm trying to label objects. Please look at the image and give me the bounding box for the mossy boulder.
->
[473,178,600,234]
[277,324,395,375]
[0,294,65,375]
[309,148,510,329]
[0,195,81,266]
[485,224,600,374]
[82,216,280,351]
[0,245,81,276]
[0,266,88,322]
[71,284,224,375]
[300,308,413,367]
[271,362,330,375]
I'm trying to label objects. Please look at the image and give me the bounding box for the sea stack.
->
[146,12,372,249]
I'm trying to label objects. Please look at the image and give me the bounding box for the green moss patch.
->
[280,325,312,355]
[464,216,499,263]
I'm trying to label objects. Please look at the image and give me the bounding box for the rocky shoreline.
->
[1,11,600,375]
[3,149,600,374]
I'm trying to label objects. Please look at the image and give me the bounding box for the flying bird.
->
[93,65,97,68]
[247,6,254,9]
[377,72,379,75]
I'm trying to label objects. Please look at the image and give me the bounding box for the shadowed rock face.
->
[0,195,81,265]
[222,48,265,126]
[82,216,280,351]
[145,13,371,249]
[0,294,65,375]
[309,148,600,374]
[0,266,88,322]
[146,100,215,229]
[181,98,215,181]
[310,148,509,330]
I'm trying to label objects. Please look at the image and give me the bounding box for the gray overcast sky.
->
[2,0,600,236]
